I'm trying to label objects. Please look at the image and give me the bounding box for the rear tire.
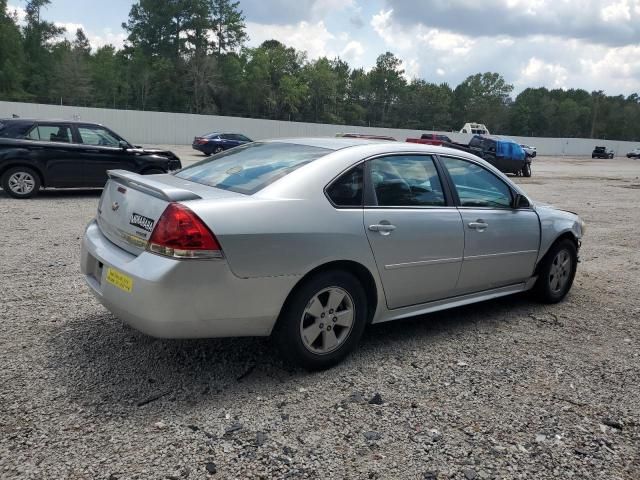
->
[2,166,41,199]
[142,168,165,175]
[273,270,368,370]
[533,239,577,304]
[213,146,224,154]
[522,162,532,177]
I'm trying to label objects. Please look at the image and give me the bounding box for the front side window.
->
[77,126,121,147]
[175,142,331,195]
[27,124,72,143]
[369,155,445,207]
[441,156,512,208]
[326,164,363,207]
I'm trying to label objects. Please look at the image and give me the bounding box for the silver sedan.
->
[81,138,585,369]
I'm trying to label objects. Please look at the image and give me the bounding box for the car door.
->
[75,125,136,187]
[363,154,465,309]
[439,156,540,294]
[25,123,82,187]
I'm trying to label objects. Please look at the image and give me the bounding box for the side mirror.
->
[512,193,529,209]
[119,140,129,150]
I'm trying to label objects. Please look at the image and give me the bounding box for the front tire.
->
[533,239,577,303]
[273,270,368,370]
[2,166,41,199]
[142,168,165,175]
[522,162,532,177]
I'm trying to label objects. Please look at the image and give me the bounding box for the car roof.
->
[0,118,104,126]
[262,137,489,159]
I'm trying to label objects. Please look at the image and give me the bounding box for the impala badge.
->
[111,202,120,211]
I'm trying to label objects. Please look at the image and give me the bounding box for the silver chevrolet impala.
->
[81,138,585,369]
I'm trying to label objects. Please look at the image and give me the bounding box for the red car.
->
[406,133,452,146]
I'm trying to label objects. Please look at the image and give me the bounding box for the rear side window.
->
[369,155,445,207]
[176,142,332,195]
[27,124,72,143]
[326,164,363,207]
[0,122,32,138]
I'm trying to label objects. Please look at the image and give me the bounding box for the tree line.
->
[1,0,639,140]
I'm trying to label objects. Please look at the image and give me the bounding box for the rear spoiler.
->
[107,170,201,202]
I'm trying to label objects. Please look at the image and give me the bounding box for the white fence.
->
[1,101,637,156]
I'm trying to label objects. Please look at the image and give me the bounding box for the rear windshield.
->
[175,142,332,194]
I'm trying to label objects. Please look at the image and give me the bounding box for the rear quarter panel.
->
[185,196,375,280]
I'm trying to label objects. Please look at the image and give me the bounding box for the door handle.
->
[369,223,396,235]
[468,220,489,231]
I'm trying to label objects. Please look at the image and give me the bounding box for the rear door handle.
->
[369,223,396,235]
[468,220,489,231]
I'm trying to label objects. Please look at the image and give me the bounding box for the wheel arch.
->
[0,162,46,187]
[275,260,379,330]
[534,231,579,276]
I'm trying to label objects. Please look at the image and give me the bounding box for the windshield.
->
[175,142,332,194]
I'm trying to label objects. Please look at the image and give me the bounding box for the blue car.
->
[192,132,252,155]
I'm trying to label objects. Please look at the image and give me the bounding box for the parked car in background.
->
[460,123,490,135]
[406,133,452,146]
[0,118,181,199]
[192,132,252,155]
[626,147,640,158]
[592,146,614,159]
[336,133,397,141]
[448,135,531,176]
[81,138,584,369]
[520,144,537,158]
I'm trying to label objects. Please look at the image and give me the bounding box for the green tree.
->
[22,0,65,101]
[51,29,93,105]
[210,0,247,55]
[368,52,405,126]
[0,0,25,99]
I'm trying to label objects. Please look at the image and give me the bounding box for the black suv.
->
[592,146,614,159]
[0,119,182,198]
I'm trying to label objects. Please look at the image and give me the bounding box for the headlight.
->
[579,218,587,234]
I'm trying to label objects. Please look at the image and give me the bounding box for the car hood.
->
[128,147,180,160]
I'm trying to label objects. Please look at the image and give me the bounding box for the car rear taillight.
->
[147,203,222,259]
[194,138,208,145]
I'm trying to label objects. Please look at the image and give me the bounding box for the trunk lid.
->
[96,170,241,255]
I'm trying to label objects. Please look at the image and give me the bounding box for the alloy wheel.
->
[299,287,355,355]
[549,249,572,294]
[8,172,36,195]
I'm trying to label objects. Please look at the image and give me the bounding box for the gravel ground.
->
[1,155,639,479]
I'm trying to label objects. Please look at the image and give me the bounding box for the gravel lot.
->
[1,154,639,479]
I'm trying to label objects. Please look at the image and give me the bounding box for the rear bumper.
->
[191,144,209,153]
[80,220,298,338]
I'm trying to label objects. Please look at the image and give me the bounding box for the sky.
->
[6,0,640,95]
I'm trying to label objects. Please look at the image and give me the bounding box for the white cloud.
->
[340,40,365,63]
[55,22,126,50]
[519,57,569,89]
[6,3,26,23]
[601,0,632,21]
[246,20,337,59]
[400,58,420,80]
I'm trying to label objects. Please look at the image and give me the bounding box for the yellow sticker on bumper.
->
[106,267,133,293]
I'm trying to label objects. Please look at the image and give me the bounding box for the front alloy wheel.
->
[534,239,577,303]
